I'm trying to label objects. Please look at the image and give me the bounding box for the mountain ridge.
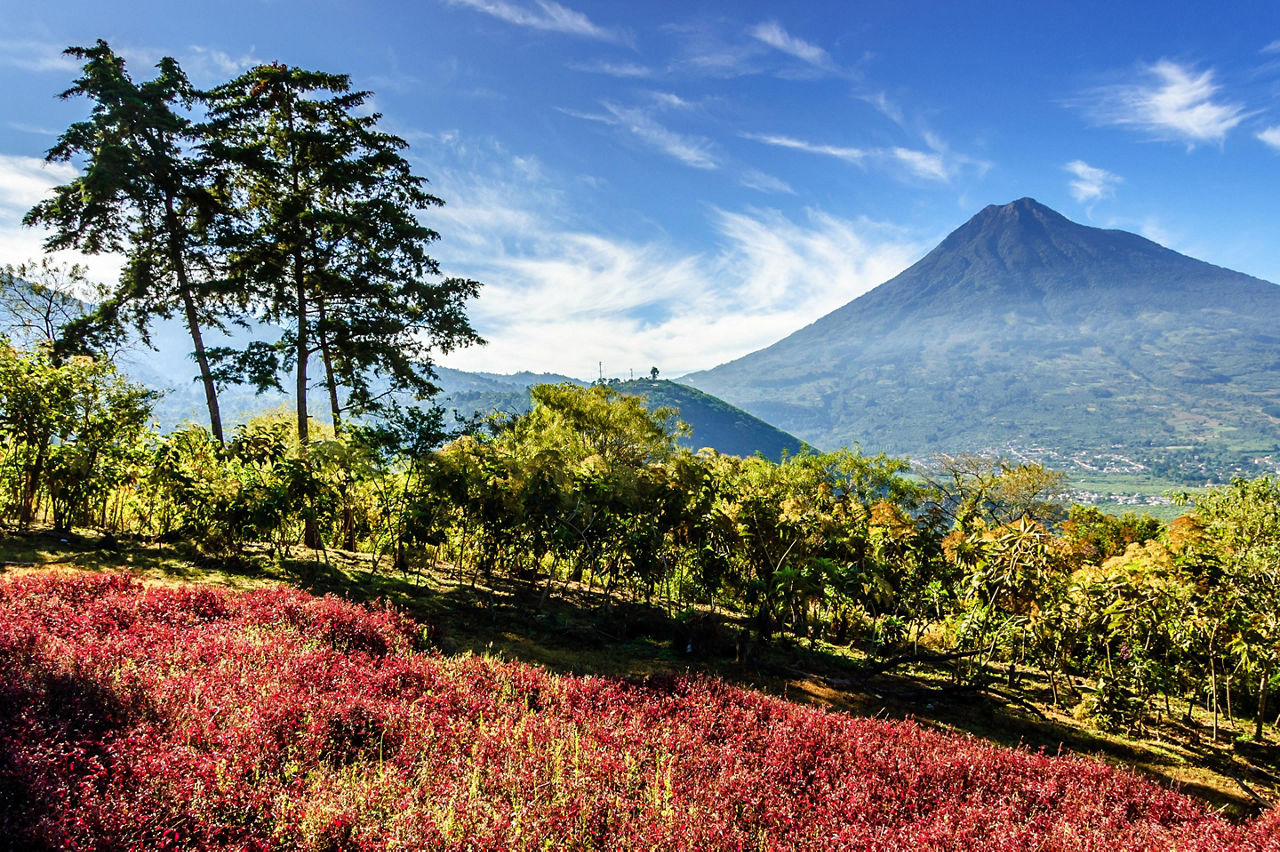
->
[682,198,1280,477]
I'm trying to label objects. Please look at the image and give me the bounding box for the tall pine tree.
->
[205,64,482,442]
[25,41,234,443]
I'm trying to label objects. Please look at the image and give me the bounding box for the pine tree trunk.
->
[179,288,223,445]
[295,249,320,551]
[295,256,309,445]
[166,201,224,445]
[316,297,342,435]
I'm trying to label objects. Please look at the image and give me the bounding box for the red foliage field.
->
[1,570,1277,851]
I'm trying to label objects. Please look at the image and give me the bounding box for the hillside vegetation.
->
[442,377,808,461]
[6,339,1280,806]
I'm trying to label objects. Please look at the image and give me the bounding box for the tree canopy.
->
[25,42,482,448]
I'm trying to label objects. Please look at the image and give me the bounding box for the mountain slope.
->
[682,198,1280,468]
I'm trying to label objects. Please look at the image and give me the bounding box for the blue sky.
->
[2,0,1279,378]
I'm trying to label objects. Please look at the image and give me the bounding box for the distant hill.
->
[442,378,807,461]
[682,198,1280,482]
[611,379,809,460]
[432,367,585,395]
[75,317,804,460]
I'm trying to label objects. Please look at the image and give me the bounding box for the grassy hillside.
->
[612,378,809,459]
[3,567,1277,849]
[444,378,808,461]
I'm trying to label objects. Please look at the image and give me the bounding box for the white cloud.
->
[569,60,653,78]
[444,0,624,42]
[184,45,260,77]
[738,169,794,195]
[0,155,77,211]
[749,21,834,70]
[1081,60,1248,147]
[563,103,718,170]
[889,147,948,181]
[743,131,985,183]
[860,91,906,127]
[743,132,867,165]
[421,142,923,377]
[1064,160,1122,203]
[648,91,693,110]
[8,122,57,137]
[1258,125,1280,151]
[680,48,760,79]
[1135,218,1177,249]
[0,37,263,88]
[0,39,79,73]
[663,21,767,80]
[0,154,124,285]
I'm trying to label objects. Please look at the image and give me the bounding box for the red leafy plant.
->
[0,569,1276,851]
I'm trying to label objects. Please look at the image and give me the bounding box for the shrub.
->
[0,570,1272,850]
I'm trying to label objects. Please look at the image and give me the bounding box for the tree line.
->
[1,341,1278,742]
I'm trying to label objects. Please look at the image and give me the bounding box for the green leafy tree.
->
[1061,505,1163,563]
[0,341,153,531]
[1066,541,1192,731]
[1192,477,1280,740]
[925,455,1067,531]
[945,516,1069,684]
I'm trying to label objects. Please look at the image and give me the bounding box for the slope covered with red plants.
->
[1,570,1276,851]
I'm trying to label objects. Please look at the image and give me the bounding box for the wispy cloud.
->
[569,60,653,78]
[4,37,265,87]
[444,0,625,43]
[8,122,58,137]
[744,132,867,165]
[668,19,843,81]
[1064,160,1122,204]
[416,137,922,377]
[859,91,907,127]
[0,154,124,284]
[1258,126,1280,151]
[0,39,79,73]
[1103,214,1182,254]
[1079,59,1248,148]
[743,131,984,183]
[749,20,835,71]
[648,91,694,110]
[738,169,794,195]
[184,45,260,76]
[563,103,718,170]
[0,154,77,211]
[889,145,948,181]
